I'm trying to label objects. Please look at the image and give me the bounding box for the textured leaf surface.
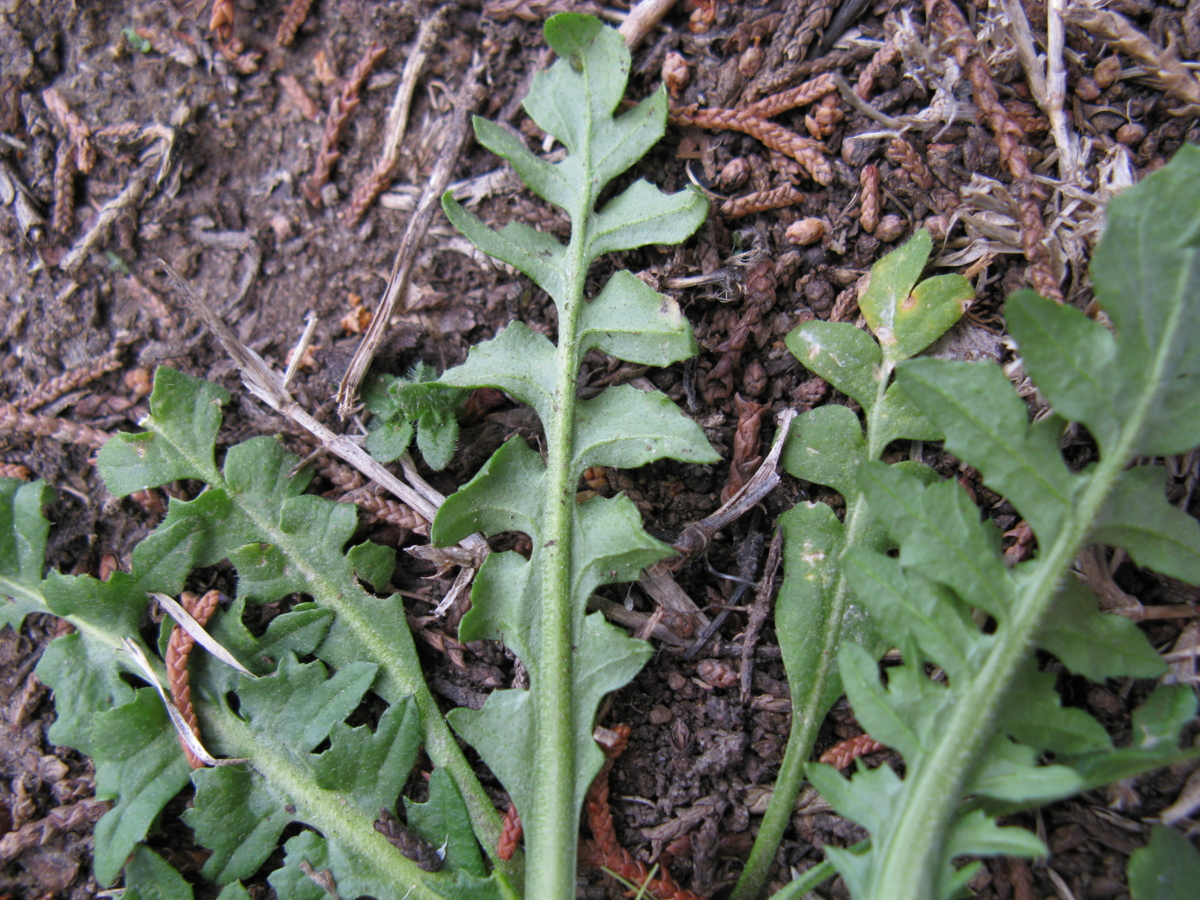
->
[1128,826,1200,900]
[803,148,1200,900]
[0,479,52,628]
[436,15,710,895]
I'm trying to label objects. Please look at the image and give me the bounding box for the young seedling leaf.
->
[1128,826,1200,900]
[736,231,970,899]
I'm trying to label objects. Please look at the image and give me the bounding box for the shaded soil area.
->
[1,1,1199,898]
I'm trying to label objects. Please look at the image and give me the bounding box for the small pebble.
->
[648,705,673,725]
[1074,76,1100,101]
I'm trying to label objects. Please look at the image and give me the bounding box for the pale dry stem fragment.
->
[346,12,447,225]
[1067,3,1200,116]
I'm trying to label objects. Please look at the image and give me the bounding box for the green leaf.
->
[122,846,194,900]
[588,180,708,257]
[1037,576,1165,681]
[417,415,459,471]
[1091,464,1200,583]
[433,437,543,545]
[0,479,52,628]
[898,359,1077,544]
[858,230,971,365]
[98,367,228,495]
[572,384,719,471]
[579,270,698,366]
[783,404,866,500]
[1129,826,1200,900]
[408,767,487,878]
[785,320,881,411]
[366,419,414,463]
[439,321,557,422]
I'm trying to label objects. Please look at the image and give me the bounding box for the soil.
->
[1,1,1199,899]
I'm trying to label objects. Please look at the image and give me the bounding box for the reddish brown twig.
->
[275,0,314,47]
[314,456,428,531]
[52,141,76,236]
[886,137,935,191]
[42,87,95,173]
[854,37,901,99]
[819,733,888,769]
[859,163,880,234]
[498,802,523,861]
[719,184,804,219]
[278,75,321,121]
[582,724,709,900]
[17,348,125,412]
[166,590,221,769]
[0,463,30,480]
[745,73,837,119]
[0,406,108,448]
[670,105,832,185]
[303,43,387,207]
[805,93,843,139]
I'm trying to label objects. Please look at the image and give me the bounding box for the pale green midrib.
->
[872,264,1190,900]
[732,367,892,900]
[204,701,448,900]
[522,92,599,900]
[200,469,501,854]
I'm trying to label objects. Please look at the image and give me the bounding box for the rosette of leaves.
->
[734,230,974,898]
[363,362,468,470]
[0,368,516,899]
[433,13,714,897]
[805,146,1200,899]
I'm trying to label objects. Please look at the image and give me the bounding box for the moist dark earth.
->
[2,1,1200,898]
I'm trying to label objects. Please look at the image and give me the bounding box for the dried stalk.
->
[619,0,679,50]
[337,57,486,415]
[1000,0,1082,182]
[1067,3,1200,116]
[346,11,448,225]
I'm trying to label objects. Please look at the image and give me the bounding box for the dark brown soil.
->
[2,1,1199,899]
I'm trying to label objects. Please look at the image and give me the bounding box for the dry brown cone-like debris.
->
[17,348,125,412]
[166,590,222,769]
[0,406,108,449]
[886,137,935,192]
[0,463,31,480]
[854,37,901,99]
[275,0,314,47]
[315,456,428,531]
[859,163,880,234]
[0,799,110,859]
[52,141,76,236]
[720,183,804,219]
[209,0,235,43]
[926,0,1061,301]
[582,724,709,900]
[744,0,835,100]
[819,733,888,769]
[670,105,833,185]
[497,802,522,861]
[303,43,387,207]
[744,72,837,119]
[722,394,768,503]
